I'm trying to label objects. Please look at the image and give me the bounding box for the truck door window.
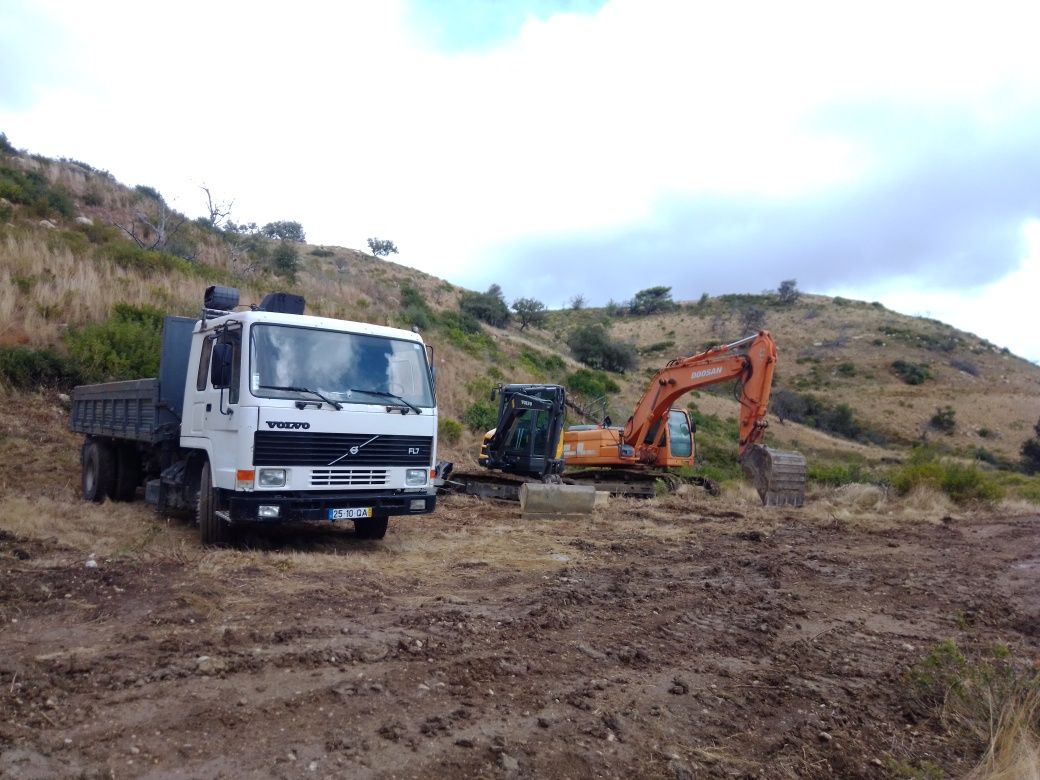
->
[210,330,242,404]
[197,336,215,391]
[223,332,241,404]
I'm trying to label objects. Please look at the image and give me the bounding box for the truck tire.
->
[197,462,231,547]
[112,444,141,502]
[82,440,116,503]
[355,513,389,540]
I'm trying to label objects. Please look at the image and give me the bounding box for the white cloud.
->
[829,219,1040,362]
[2,0,1040,355]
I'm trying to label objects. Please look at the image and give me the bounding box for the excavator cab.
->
[640,409,695,466]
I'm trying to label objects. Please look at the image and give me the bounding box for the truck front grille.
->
[254,431,432,467]
[311,468,389,487]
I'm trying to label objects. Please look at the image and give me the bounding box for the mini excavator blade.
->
[740,445,807,507]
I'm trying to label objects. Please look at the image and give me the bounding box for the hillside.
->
[2,141,1039,495]
[2,141,1039,779]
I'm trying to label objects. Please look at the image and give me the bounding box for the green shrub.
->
[77,220,121,244]
[892,359,932,385]
[929,405,956,434]
[565,368,619,399]
[438,417,463,445]
[0,346,82,390]
[65,302,165,381]
[972,447,1014,471]
[103,241,202,277]
[567,323,636,372]
[463,400,498,432]
[398,283,432,330]
[889,448,1003,503]
[808,462,871,486]
[459,284,510,327]
[519,349,566,378]
[0,132,15,155]
[639,340,676,355]
[836,362,856,377]
[310,247,334,257]
[270,241,299,280]
[435,310,496,356]
[134,184,163,202]
[629,286,676,315]
[0,163,74,218]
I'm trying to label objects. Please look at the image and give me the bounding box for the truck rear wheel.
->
[197,462,232,547]
[355,514,388,540]
[112,444,141,502]
[82,440,116,503]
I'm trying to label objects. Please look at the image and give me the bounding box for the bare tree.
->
[738,305,767,334]
[113,201,188,251]
[201,186,233,229]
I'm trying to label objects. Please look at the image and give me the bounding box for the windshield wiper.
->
[347,387,422,415]
[258,384,343,410]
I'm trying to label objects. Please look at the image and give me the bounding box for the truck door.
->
[194,327,243,489]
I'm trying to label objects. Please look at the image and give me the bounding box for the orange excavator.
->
[562,331,807,506]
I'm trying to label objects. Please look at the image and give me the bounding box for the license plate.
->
[328,506,373,521]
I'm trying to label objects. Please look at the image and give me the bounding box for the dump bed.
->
[71,378,173,443]
[69,316,195,445]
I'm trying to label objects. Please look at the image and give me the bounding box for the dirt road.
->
[1,488,1037,779]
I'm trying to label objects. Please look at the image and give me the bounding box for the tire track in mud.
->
[1,511,1038,778]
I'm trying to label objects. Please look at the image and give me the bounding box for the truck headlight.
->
[405,468,428,486]
[257,468,286,487]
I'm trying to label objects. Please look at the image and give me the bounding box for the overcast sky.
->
[2,0,1039,361]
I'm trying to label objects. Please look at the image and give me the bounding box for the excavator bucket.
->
[740,445,807,507]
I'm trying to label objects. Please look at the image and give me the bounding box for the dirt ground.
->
[0,486,1037,778]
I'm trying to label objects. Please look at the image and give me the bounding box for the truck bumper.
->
[224,490,436,523]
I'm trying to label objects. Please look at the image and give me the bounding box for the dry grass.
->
[0,494,177,556]
[966,688,1040,780]
[0,231,211,346]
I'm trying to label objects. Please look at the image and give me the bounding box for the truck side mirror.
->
[210,342,233,388]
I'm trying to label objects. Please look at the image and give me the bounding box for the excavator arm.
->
[622,333,776,461]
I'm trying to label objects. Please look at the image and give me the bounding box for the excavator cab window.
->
[667,409,693,458]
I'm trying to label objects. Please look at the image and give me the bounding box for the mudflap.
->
[740,445,807,507]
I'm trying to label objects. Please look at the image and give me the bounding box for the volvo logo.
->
[267,421,310,429]
[328,435,380,466]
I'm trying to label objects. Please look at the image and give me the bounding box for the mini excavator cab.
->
[479,384,567,481]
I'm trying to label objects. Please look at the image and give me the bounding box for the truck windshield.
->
[249,324,434,408]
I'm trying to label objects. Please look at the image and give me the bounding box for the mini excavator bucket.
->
[740,445,807,507]
[519,482,598,516]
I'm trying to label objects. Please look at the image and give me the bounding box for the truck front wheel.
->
[197,462,232,547]
[355,513,389,540]
[82,440,116,503]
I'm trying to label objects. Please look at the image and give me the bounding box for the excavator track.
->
[440,469,536,502]
[740,445,807,507]
[564,469,720,498]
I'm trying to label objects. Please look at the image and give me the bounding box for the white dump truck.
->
[70,286,439,544]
